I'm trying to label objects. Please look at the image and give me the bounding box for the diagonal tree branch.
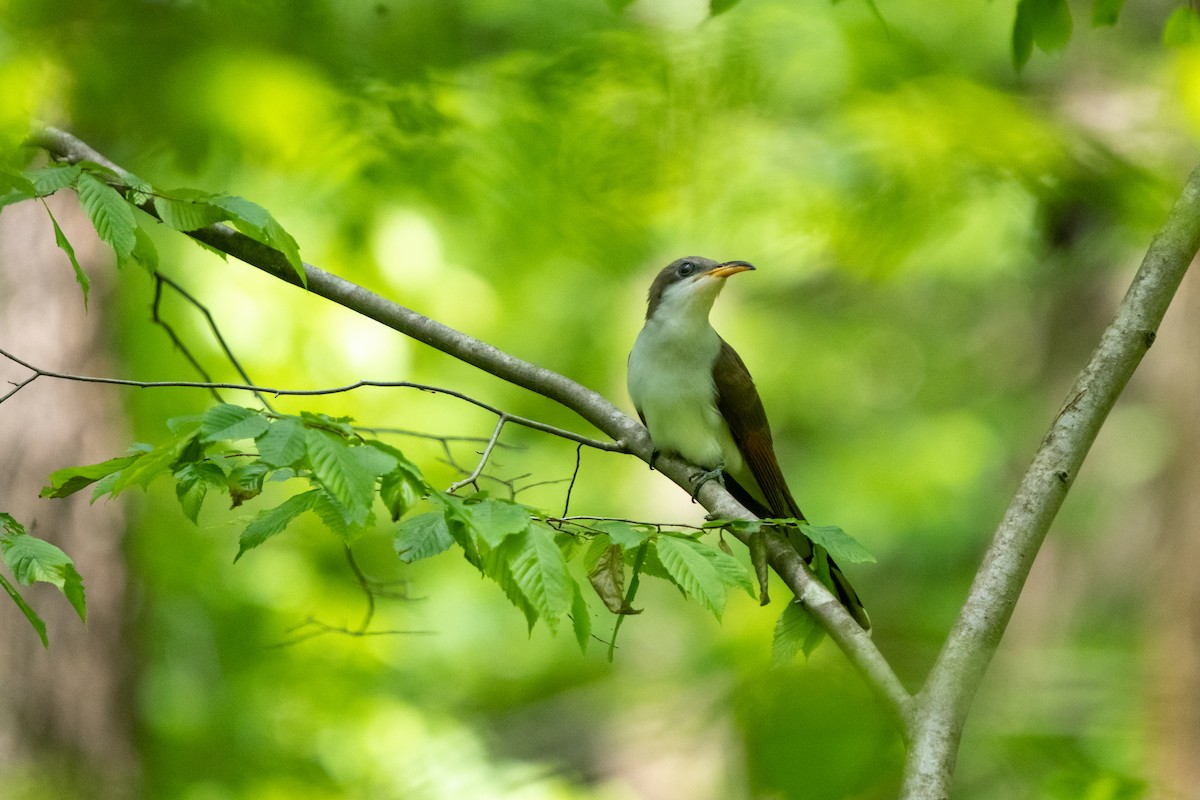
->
[900,162,1200,798]
[27,125,914,728]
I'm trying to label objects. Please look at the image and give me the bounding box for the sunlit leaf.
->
[40,455,140,498]
[570,582,591,653]
[24,163,81,195]
[0,571,47,647]
[593,519,650,550]
[74,171,136,263]
[201,404,269,443]
[655,534,727,618]
[227,461,269,508]
[503,526,573,632]
[0,516,86,622]
[173,460,226,524]
[235,489,319,560]
[1163,6,1200,45]
[394,511,454,563]
[469,498,531,548]
[799,523,876,564]
[772,601,825,664]
[255,417,307,467]
[153,189,229,231]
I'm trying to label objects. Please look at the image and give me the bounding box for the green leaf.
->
[750,528,770,606]
[433,494,482,568]
[394,511,454,563]
[1012,0,1072,68]
[697,541,757,600]
[311,488,354,538]
[0,571,47,647]
[44,203,88,308]
[468,499,531,548]
[153,189,229,232]
[798,524,876,564]
[1163,6,1200,45]
[570,581,592,653]
[236,489,319,560]
[129,219,159,272]
[593,519,650,550]
[306,430,378,526]
[25,164,81,195]
[209,194,305,286]
[255,417,307,467]
[74,171,136,264]
[654,534,727,618]
[112,435,194,494]
[227,460,269,508]
[201,404,269,443]
[380,470,419,521]
[772,601,821,664]
[1,167,36,198]
[173,460,225,524]
[41,455,140,498]
[492,527,573,633]
[710,0,741,16]
[0,520,86,622]
[1091,0,1123,26]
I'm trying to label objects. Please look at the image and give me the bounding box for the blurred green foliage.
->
[2,0,1199,797]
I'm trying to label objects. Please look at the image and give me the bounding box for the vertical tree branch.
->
[900,162,1200,798]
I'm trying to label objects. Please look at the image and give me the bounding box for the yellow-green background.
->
[2,0,1198,797]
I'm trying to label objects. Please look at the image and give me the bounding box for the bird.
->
[627,256,869,629]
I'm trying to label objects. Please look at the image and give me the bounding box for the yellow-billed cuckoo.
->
[627,256,869,629]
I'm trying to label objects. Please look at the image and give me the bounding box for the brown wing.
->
[712,338,805,522]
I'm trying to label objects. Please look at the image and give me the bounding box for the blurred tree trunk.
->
[1151,268,1200,798]
[0,196,139,797]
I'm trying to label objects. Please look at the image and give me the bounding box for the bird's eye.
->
[677,261,696,277]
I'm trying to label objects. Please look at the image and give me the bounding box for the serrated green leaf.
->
[41,198,88,308]
[111,435,195,495]
[772,601,820,664]
[593,519,650,550]
[209,194,305,286]
[305,429,395,527]
[129,220,159,272]
[698,541,757,600]
[299,411,356,438]
[0,522,86,622]
[153,190,229,232]
[41,455,140,498]
[0,572,47,647]
[311,488,353,538]
[236,489,319,560]
[655,535,727,618]
[227,461,269,508]
[798,524,875,564]
[366,440,429,491]
[570,581,592,653]
[433,494,483,568]
[74,171,136,263]
[380,471,419,522]
[256,417,307,467]
[25,164,81,195]
[173,460,225,524]
[201,404,269,443]
[394,511,454,563]
[493,527,573,633]
[469,499,531,548]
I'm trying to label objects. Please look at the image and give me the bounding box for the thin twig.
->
[155,272,276,411]
[151,276,224,404]
[447,415,508,493]
[0,347,621,452]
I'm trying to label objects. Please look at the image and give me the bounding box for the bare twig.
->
[154,272,276,411]
[0,347,619,453]
[447,415,508,493]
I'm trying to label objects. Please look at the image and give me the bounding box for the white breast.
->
[627,317,746,477]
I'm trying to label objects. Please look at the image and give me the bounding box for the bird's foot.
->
[689,463,725,502]
[648,448,661,471]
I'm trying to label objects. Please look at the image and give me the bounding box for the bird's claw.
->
[689,464,725,502]
[648,448,661,471]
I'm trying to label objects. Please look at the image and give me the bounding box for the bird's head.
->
[644,257,755,321]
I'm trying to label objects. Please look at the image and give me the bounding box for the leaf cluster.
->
[36,403,818,655]
[0,158,304,307]
[0,512,87,647]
